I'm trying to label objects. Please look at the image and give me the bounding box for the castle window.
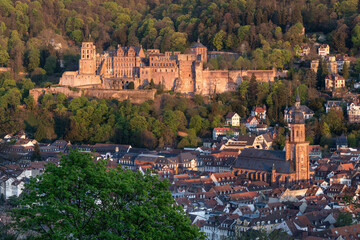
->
[296,131,299,137]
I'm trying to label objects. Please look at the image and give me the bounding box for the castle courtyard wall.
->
[140,66,179,90]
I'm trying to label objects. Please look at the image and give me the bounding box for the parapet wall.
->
[59,71,101,86]
[228,70,276,84]
[30,87,156,104]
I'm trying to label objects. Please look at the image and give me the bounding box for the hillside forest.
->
[1,0,360,149]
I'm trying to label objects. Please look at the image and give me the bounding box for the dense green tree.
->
[304,69,317,89]
[170,32,187,52]
[25,47,40,72]
[324,109,345,135]
[12,150,204,240]
[44,56,57,75]
[8,30,25,73]
[31,143,41,161]
[213,30,226,51]
[335,212,353,227]
[0,49,9,66]
[248,74,258,106]
[19,78,35,98]
[189,115,204,134]
[284,23,304,46]
[352,23,360,51]
[240,229,290,240]
[342,62,349,80]
[331,20,349,53]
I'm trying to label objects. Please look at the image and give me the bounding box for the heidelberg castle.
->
[59,41,280,95]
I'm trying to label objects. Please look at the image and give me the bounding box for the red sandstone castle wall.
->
[140,66,179,90]
[59,72,101,86]
[201,70,230,94]
[59,42,280,95]
[228,70,276,83]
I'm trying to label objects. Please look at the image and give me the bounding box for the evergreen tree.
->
[343,62,349,80]
[31,143,41,161]
[316,58,323,89]
[304,69,317,89]
[248,74,258,107]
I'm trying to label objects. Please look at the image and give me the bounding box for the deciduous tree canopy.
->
[12,150,204,240]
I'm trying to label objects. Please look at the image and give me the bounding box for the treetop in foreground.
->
[12,150,204,240]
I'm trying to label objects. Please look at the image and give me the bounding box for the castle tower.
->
[79,42,96,75]
[190,38,207,63]
[285,88,310,182]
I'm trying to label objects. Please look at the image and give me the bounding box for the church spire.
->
[295,88,300,108]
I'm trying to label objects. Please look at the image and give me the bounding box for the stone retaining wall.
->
[30,86,156,104]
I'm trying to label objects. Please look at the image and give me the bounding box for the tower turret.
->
[79,42,96,75]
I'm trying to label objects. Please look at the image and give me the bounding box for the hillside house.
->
[347,99,360,123]
[318,44,330,57]
[325,74,345,91]
[225,113,240,127]
[251,106,266,120]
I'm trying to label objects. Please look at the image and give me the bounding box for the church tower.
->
[79,42,96,75]
[285,89,310,182]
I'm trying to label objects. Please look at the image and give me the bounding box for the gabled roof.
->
[229,191,258,201]
[233,148,292,174]
[246,116,259,123]
[51,140,68,148]
[254,107,266,113]
[325,73,345,80]
[214,127,230,132]
[319,44,329,49]
[226,112,238,119]
[191,41,206,49]
[326,100,345,107]
[285,105,314,115]
[120,46,143,56]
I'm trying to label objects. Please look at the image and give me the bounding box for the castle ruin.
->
[59,41,277,95]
